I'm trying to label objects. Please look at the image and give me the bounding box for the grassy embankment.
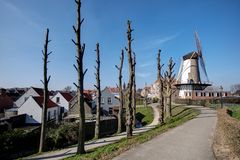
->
[65,105,199,160]
[213,105,240,159]
[136,105,154,126]
[227,105,240,120]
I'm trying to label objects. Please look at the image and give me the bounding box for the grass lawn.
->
[227,105,240,120]
[136,106,153,126]
[64,105,199,160]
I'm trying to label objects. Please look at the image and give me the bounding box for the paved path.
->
[113,106,217,160]
[148,103,159,126]
[24,104,159,160]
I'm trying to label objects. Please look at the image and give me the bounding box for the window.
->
[185,92,187,97]
[54,110,57,118]
[56,97,60,103]
[109,107,113,114]
[101,97,105,104]
[24,97,28,102]
[201,92,203,97]
[189,92,191,96]
[203,93,206,97]
[107,97,112,104]
[195,92,198,97]
[48,111,51,120]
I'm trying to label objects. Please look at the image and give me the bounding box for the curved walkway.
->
[24,104,159,160]
[148,103,160,126]
[113,106,217,160]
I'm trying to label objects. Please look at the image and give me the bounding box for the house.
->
[14,87,53,108]
[18,96,59,124]
[93,87,120,115]
[66,93,93,120]
[178,86,231,100]
[6,88,27,101]
[51,92,73,114]
[0,88,14,118]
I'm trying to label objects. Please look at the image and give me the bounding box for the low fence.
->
[174,97,240,107]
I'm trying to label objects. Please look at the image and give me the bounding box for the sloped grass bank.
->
[136,106,154,126]
[65,106,199,160]
[227,105,240,121]
[213,108,240,159]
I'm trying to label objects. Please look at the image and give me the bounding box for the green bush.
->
[0,128,39,159]
[152,97,159,103]
[46,123,78,149]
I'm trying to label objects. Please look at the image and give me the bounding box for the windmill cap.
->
[183,51,199,60]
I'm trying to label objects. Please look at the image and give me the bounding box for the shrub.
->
[152,97,159,103]
[0,128,39,159]
[46,123,78,150]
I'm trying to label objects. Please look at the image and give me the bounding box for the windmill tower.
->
[175,31,211,99]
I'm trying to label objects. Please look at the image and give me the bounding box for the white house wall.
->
[51,92,69,112]
[18,96,59,124]
[18,96,42,123]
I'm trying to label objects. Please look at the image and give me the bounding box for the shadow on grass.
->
[173,108,191,118]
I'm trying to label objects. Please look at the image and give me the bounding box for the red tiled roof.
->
[106,87,119,93]
[60,92,73,102]
[32,97,58,108]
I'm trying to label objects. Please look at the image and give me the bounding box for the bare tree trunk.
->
[94,43,101,139]
[39,28,51,153]
[72,0,87,154]
[125,20,134,138]
[132,52,136,127]
[164,57,175,119]
[157,49,164,124]
[165,96,171,118]
[116,50,124,133]
[144,82,147,107]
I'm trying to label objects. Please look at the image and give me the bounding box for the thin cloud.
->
[136,72,152,78]
[0,0,41,30]
[139,62,154,68]
[142,33,180,50]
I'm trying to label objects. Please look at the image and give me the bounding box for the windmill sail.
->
[194,31,209,82]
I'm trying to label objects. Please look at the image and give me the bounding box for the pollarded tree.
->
[72,0,87,154]
[125,20,134,138]
[157,49,164,124]
[144,82,148,107]
[163,57,175,119]
[132,52,136,127]
[39,28,52,153]
[94,43,101,139]
[115,50,124,133]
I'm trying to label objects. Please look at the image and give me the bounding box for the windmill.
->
[175,31,211,99]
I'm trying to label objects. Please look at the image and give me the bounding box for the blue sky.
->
[0,0,239,91]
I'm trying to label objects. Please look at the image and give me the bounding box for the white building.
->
[51,92,73,113]
[93,87,120,115]
[18,96,59,124]
[15,87,45,107]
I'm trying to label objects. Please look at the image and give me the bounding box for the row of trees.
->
[38,0,176,155]
[38,0,138,154]
[156,50,176,124]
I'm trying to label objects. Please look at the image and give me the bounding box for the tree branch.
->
[83,68,88,76]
